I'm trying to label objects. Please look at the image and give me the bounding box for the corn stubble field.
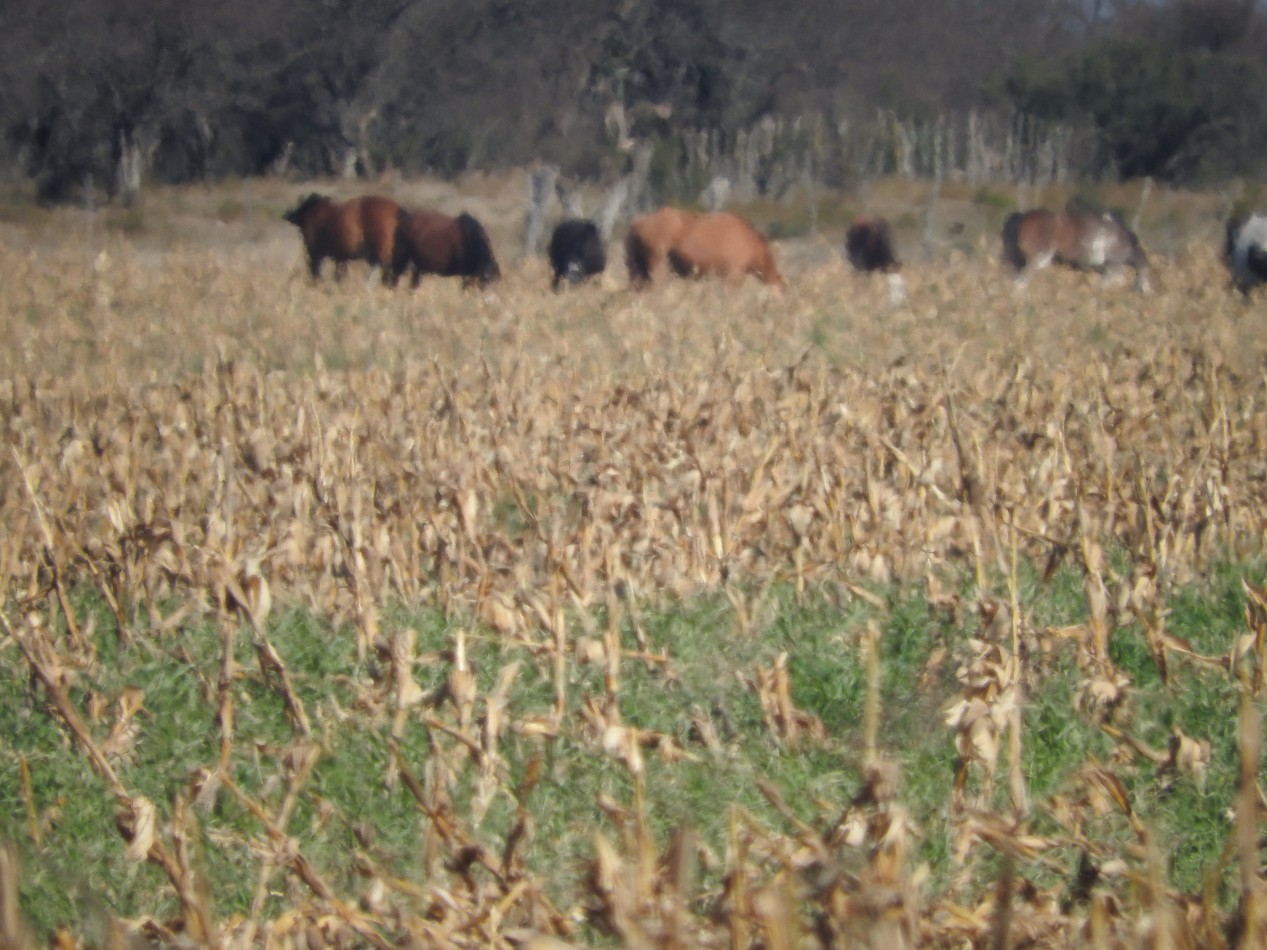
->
[1,176,1266,948]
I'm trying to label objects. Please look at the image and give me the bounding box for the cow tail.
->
[457,213,495,277]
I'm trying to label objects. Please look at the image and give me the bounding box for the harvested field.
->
[0,181,1265,948]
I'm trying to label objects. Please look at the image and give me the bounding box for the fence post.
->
[804,153,818,235]
[1131,177,1153,233]
[924,170,943,258]
[967,111,982,185]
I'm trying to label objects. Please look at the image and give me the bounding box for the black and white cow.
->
[1225,212,1267,297]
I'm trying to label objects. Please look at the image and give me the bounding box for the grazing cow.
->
[392,210,501,289]
[845,216,900,273]
[548,219,607,291]
[668,212,784,289]
[1002,207,1150,292]
[283,193,403,283]
[845,215,906,303]
[626,208,782,290]
[625,207,698,288]
[1225,212,1267,297]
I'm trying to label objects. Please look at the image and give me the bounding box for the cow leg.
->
[307,254,323,281]
[1013,250,1052,289]
[640,251,655,282]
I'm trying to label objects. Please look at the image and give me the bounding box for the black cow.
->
[845,216,900,273]
[548,219,606,291]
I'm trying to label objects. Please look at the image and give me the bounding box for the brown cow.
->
[283,193,402,283]
[624,207,698,289]
[392,209,501,289]
[1002,207,1151,292]
[667,212,784,289]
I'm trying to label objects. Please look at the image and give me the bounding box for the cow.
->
[392,210,501,289]
[283,193,402,283]
[548,219,606,291]
[1002,207,1151,292]
[1225,211,1267,297]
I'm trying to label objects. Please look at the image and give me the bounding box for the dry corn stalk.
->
[746,652,826,747]
[0,232,1265,948]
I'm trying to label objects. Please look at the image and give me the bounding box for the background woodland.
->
[3,0,1267,207]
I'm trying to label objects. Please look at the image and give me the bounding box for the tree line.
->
[1,0,1265,205]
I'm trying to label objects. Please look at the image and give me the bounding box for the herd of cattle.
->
[282,191,1267,297]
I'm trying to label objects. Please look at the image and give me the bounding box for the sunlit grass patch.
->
[4,561,1262,941]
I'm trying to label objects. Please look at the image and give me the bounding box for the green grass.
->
[1,557,1264,938]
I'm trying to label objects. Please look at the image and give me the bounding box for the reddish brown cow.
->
[283,193,401,283]
[392,209,501,289]
[667,212,784,289]
[624,207,698,289]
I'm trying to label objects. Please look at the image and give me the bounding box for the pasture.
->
[0,174,1266,948]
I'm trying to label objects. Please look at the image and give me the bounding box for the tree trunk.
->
[268,141,295,178]
[701,176,730,211]
[597,178,630,242]
[523,165,558,256]
[114,126,144,207]
[555,176,584,219]
[338,146,359,179]
[628,143,654,215]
